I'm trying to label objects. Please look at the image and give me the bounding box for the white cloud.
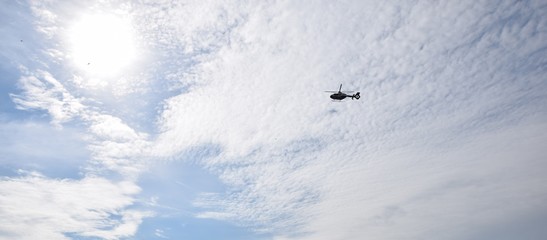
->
[0,173,151,240]
[29,0,59,38]
[294,119,547,240]
[132,0,248,54]
[150,0,547,239]
[155,228,169,239]
[10,68,85,127]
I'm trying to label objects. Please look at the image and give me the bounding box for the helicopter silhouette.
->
[325,84,360,101]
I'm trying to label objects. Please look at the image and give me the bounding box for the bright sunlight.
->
[68,13,137,78]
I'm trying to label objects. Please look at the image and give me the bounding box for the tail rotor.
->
[353,92,360,100]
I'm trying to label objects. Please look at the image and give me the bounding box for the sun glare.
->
[68,14,137,78]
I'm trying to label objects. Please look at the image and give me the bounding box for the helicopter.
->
[325,84,360,101]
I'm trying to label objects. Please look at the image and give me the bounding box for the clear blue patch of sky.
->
[136,146,224,214]
[135,145,272,240]
[0,1,40,121]
[137,216,272,240]
[0,65,29,121]
[0,121,89,179]
[0,1,35,64]
[63,233,102,240]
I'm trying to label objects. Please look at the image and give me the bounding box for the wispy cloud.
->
[10,66,151,177]
[10,68,85,127]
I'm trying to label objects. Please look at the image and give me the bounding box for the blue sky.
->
[1,0,547,239]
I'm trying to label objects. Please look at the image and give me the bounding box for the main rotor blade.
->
[324,91,339,93]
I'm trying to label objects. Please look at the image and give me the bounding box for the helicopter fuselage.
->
[330,93,349,100]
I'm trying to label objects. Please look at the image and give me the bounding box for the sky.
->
[1,0,546,239]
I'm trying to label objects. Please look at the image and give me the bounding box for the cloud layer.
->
[2,0,546,239]
[151,0,547,239]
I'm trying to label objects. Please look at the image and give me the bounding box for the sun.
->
[68,13,137,78]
